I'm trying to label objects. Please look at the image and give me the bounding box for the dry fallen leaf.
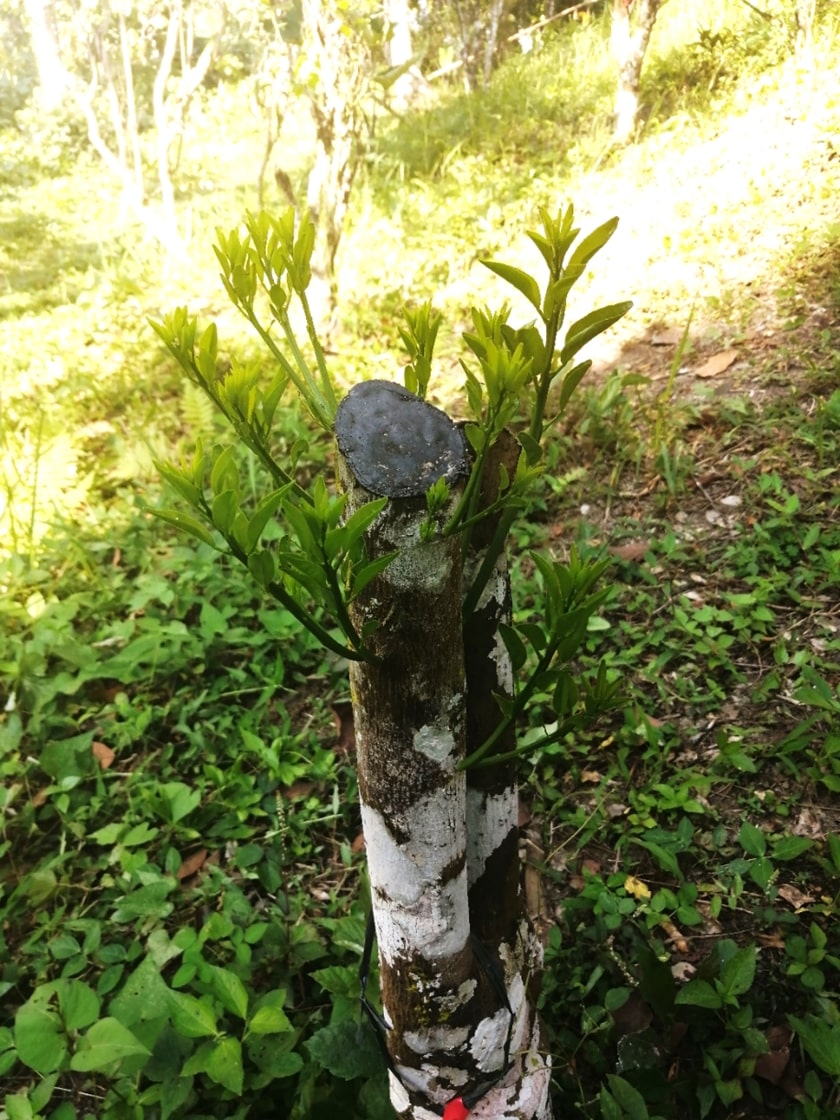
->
[754,1025,792,1085]
[651,326,684,346]
[177,848,210,881]
[624,875,652,901]
[580,769,603,783]
[331,701,356,755]
[695,349,739,379]
[610,989,653,1036]
[660,918,690,955]
[609,540,650,562]
[281,780,316,801]
[92,741,115,770]
[777,883,816,909]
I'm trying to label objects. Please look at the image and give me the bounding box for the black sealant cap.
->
[335,380,469,498]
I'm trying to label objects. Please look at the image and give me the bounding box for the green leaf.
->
[110,957,172,1026]
[719,945,756,1000]
[247,1005,294,1035]
[207,966,249,1021]
[789,1015,840,1076]
[350,553,397,599]
[209,445,237,495]
[557,359,592,412]
[4,1095,33,1120]
[599,1086,623,1120]
[70,1018,151,1072]
[566,217,620,275]
[628,837,681,879]
[246,487,291,553]
[167,991,218,1038]
[154,509,216,548]
[13,1000,67,1075]
[248,548,276,588]
[517,430,542,466]
[203,1036,244,1095]
[112,880,175,923]
[498,622,528,672]
[306,1019,382,1080]
[481,260,542,314]
[604,1074,650,1120]
[675,980,723,1009]
[739,821,766,857]
[59,981,100,1032]
[771,835,814,861]
[211,489,240,535]
[560,301,633,365]
[310,965,359,997]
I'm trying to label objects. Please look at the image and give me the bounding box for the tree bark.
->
[610,0,663,144]
[463,430,552,1120]
[299,0,371,333]
[23,0,70,111]
[336,382,551,1120]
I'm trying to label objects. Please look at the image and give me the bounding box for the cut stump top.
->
[335,379,469,498]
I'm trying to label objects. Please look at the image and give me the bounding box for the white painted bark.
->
[337,393,551,1119]
[463,551,553,1120]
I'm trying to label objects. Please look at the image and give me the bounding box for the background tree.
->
[21,0,228,250]
[22,0,69,110]
[611,0,665,143]
[260,0,383,331]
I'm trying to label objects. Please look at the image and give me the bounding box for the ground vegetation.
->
[1,2,839,1117]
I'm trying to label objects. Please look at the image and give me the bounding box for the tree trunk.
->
[463,429,552,1120]
[451,0,510,91]
[383,0,425,108]
[336,381,552,1120]
[23,0,69,111]
[299,0,370,333]
[796,0,817,52]
[611,0,663,144]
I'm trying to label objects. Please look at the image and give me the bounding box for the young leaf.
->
[560,301,633,365]
[350,553,397,599]
[566,216,620,276]
[498,622,528,673]
[246,486,291,553]
[156,462,202,507]
[481,260,543,315]
[556,359,592,413]
[154,509,216,549]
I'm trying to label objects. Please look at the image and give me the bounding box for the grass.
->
[1,2,840,1117]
